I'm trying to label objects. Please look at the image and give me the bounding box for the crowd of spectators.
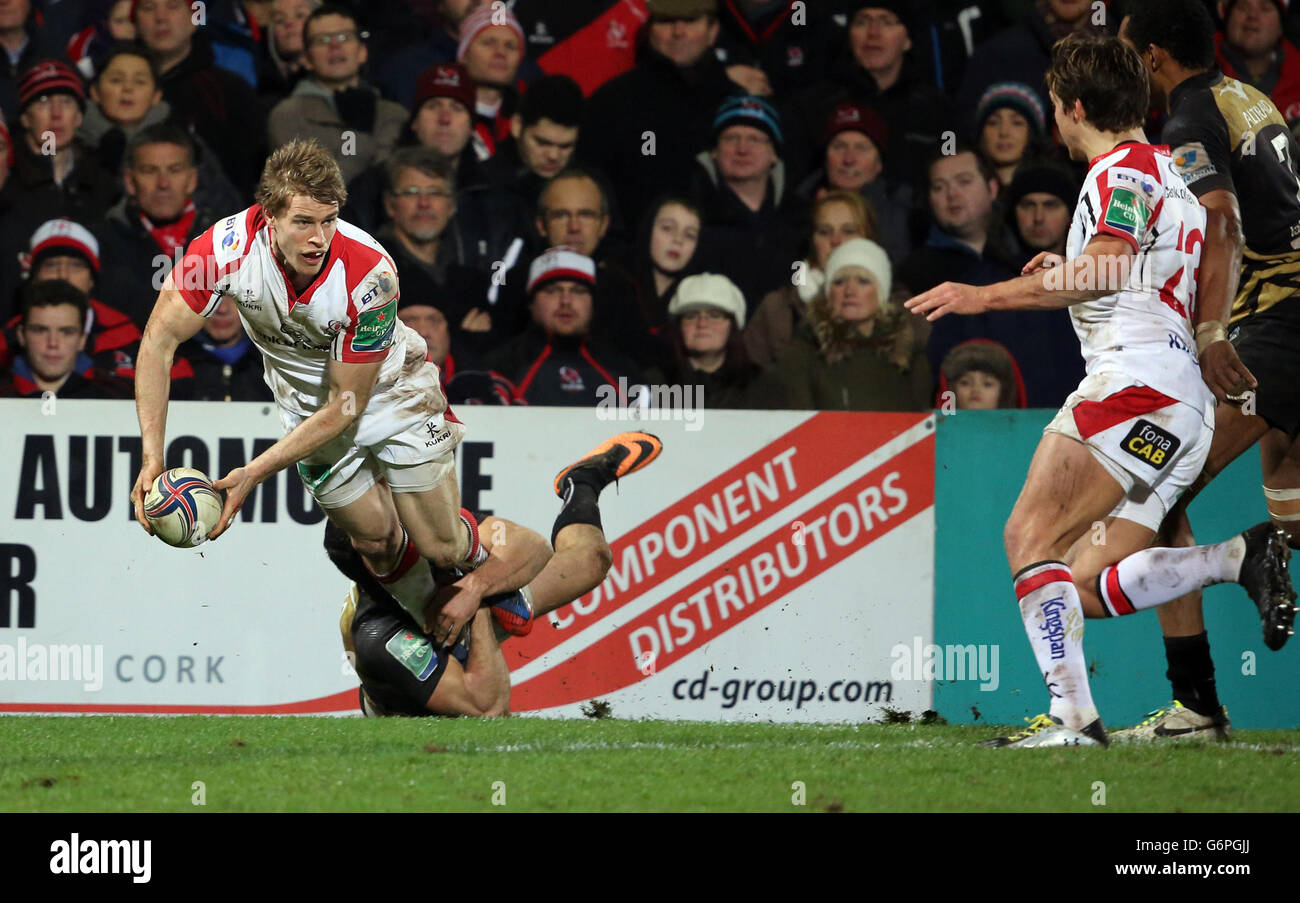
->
[2,0,1294,411]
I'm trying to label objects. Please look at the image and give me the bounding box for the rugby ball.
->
[143,468,223,548]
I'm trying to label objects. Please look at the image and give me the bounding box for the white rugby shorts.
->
[294,409,465,509]
[1045,373,1214,531]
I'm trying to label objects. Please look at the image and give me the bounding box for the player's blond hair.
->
[256,139,348,217]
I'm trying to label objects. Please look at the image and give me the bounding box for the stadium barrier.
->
[0,401,1292,726]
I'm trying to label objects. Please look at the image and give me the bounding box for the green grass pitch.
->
[2,715,1298,812]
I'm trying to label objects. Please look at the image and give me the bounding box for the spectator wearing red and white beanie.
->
[486,247,644,407]
[1216,0,1300,124]
[458,5,527,156]
[1,218,152,388]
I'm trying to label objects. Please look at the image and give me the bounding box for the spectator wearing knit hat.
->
[795,99,912,263]
[0,0,63,121]
[645,272,761,410]
[457,5,527,158]
[376,1,544,112]
[1003,162,1077,263]
[11,59,116,213]
[267,4,409,186]
[938,339,1027,410]
[691,94,809,312]
[745,189,916,369]
[341,61,516,274]
[974,81,1049,190]
[579,0,751,229]
[0,60,118,317]
[782,3,954,191]
[754,236,930,411]
[0,217,194,398]
[486,247,643,406]
[957,0,1111,133]
[1216,0,1300,124]
[134,0,266,194]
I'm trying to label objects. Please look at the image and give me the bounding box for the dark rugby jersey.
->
[1164,69,1300,320]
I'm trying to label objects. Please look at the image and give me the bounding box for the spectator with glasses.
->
[268,4,407,185]
[492,169,654,363]
[646,272,760,410]
[375,146,489,353]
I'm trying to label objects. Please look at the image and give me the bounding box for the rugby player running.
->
[132,140,494,646]
[907,34,1292,748]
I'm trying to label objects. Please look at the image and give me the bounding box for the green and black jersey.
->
[1164,69,1300,322]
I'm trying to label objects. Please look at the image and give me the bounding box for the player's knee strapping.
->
[1264,486,1300,547]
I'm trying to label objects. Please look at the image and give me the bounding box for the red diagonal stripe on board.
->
[0,688,358,715]
[510,434,934,710]
[505,412,928,670]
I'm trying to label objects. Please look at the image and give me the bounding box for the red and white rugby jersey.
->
[172,206,445,448]
[1067,142,1213,410]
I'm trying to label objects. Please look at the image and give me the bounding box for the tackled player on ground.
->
[331,432,662,717]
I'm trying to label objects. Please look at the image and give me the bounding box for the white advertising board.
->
[0,401,934,721]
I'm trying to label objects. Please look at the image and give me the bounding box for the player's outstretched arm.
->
[1195,192,1256,401]
[422,516,552,638]
[905,235,1135,321]
[209,356,382,538]
[132,277,209,533]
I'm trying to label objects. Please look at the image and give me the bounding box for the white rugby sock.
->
[1097,536,1246,617]
[1014,561,1098,731]
[366,530,434,621]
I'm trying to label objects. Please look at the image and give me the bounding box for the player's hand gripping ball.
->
[143,468,223,548]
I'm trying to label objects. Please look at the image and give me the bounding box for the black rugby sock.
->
[1165,632,1220,716]
[551,471,603,545]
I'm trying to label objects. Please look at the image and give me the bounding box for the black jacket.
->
[782,54,954,190]
[376,224,491,331]
[159,31,266,195]
[900,224,1082,409]
[580,44,741,227]
[714,0,838,99]
[178,335,273,402]
[690,154,809,312]
[96,197,219,330]
[486,324,642,407]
